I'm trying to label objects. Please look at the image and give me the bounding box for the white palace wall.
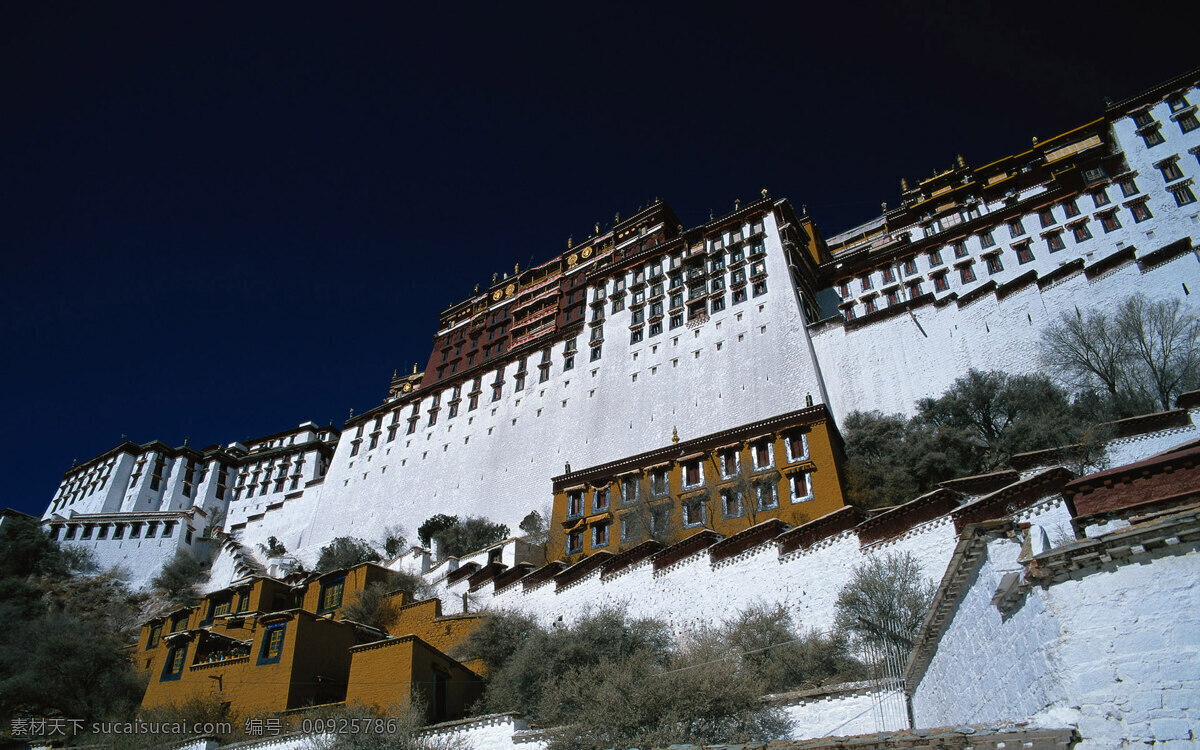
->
[813,242,1200,419]
[231,211,827,567]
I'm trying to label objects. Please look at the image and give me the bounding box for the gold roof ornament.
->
[492,272,498,284]
[671,426,680,444]
[473,283,479,294]
[734,198,741,209]
[413,363,418,374]
[594,222,600,234]
[901,177,909,192]
[392,369,398,379]
[614,211,620,223]
[514,262,520,274]
[348,407,354,418]
[956,154,966,169]
[567,236,573,249]
[1032,136,1039,146]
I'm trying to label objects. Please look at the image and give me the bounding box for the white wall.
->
[781,685,907,740]
[911,533,1200,748]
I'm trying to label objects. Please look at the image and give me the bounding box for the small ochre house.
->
[137,562,482,722]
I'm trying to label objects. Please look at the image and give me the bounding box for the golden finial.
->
[412,363,418,375]
[474,283,480,294]
[514,262,520,274]
[1032,136,1039,146]
[614,212,620,223]
[734,198,741,210]
[671,426,680,444]
[956,154,966,169]
[492,272,498,284]
[567,236,573,249]
[393,368,398,379]
[761,187,768,199]
[882,202,888,212]
[901,177,909,192]
[595,222,600,234]
[348,407,354,418]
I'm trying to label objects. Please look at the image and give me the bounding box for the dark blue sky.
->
[2,2,1191,517]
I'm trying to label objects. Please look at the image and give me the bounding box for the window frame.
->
[318,576,345,613]
[257,624,286,665]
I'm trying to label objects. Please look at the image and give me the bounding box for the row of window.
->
[51,519,182,542]
[1132,93,1198,148]
[566,433,809,519]
[565,471,814,554]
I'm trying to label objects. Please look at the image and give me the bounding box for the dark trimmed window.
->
[319,577,345,612]
[147,623,163,650]
[161,643,188,681]
[258,624,286,665]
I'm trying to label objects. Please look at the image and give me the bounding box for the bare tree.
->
[1042,294,1199,416]
[1117,295,1200,411]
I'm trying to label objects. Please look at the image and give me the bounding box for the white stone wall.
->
[911,534,1200,748]
[814,247,1200,418]
[782,686,907,740]
[234,212,827,567]
[453,516,957,636]
[56,516,203,589]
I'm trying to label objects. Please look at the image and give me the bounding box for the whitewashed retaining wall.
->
[912,534,1200,748]
[780,685,907,740]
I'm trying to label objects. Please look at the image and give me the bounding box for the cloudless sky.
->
[2,1,1193,517]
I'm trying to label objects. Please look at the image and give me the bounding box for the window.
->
[985,254,1003,275]
[752,279,767,297]
[162,643,189,681]
[1119,178,1139,197]
[258,624,285,665]
[863,297,876,314]
[592,521,610,548]
[622,476,640,503]
[1168,94,1190,113]
[1043,233,1063,254]
[1159,161,1184,182]
[1142,127,1165,148]
[860,274,873,292]
[1180,112,1199,133]
[1062,199,1080,218]
[563,355,575,371]
[881,267,895,284]
[682,498,705,528]
[1092,190,1110,208]
[1100,211,1121,233]
[732,288,747,305]
[1133,111,1154,127]
[147,623,163,649]
[1130,201,1153,223]
[1071,221,1092,242]
[1038,208,1056,228]
[514,374,525,392]
[752,439,773,470]
[785,431,808,462]
[719,448,740,478]
[885,290,900,306]
[318,577,345,612]
[171,614,189,633]
[650,468,670,496]
[1007,218,1026,238]
[650,506,670,537]
[721,489,743,519]
[838,281,849,298]
[711,296,726,313]
[756,482,779,511]
[213,599,231,617]
[236,592,250,613]
[902,258,917,276]
[567,490,584,517]
[682,459,703,488]
[789,472,813,503]
[959,263,976,284]
[1171,183,1197,206]
[567,529,583,554]
[932,273,949,292]
[954,240,970,258]
[630,329,643,345]
[928,249,943,267]
[908,281,924,299]
[593,486,610,511]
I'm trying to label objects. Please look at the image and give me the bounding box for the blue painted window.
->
[258,624,286,665]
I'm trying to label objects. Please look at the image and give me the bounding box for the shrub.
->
[316,537,382,572]
[150,550,208,606]
[430,517,509,559]
[834,551,935,664]
[342,571,434,632]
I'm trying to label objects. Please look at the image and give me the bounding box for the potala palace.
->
[33,69,1200,748]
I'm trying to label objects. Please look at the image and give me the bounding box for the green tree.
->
[316,537,382,572]
[0,517,145,731]
[417,514,459,548]
[431,517,509,559]
[341,571,434,632]
[150,550,209,606]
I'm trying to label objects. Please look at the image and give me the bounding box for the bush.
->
[417,514,459,548]
[149,550,208,606]
[430,517,509,559]
[834,551,935,664]
[342,571,434,632]
[316,537,382,572]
